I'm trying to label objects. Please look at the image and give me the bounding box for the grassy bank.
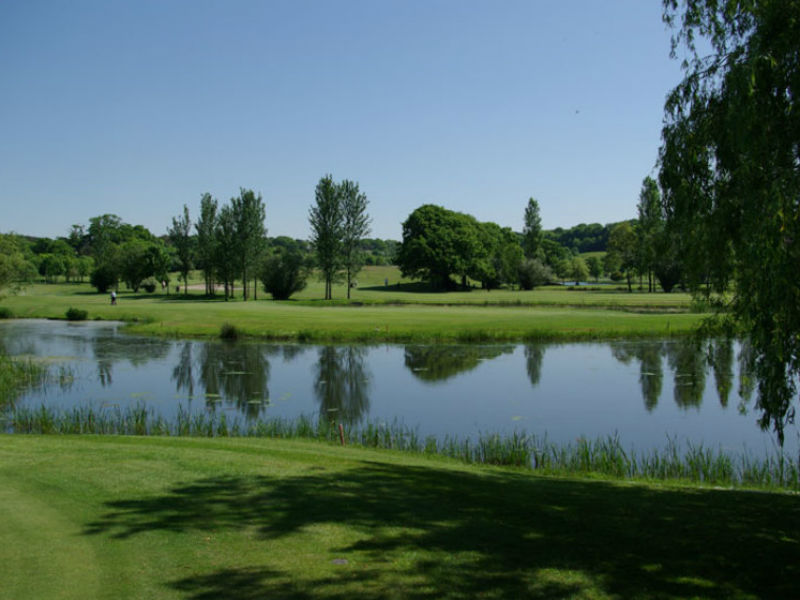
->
[0,275,707,342]
[9,404,799,491]
[0,434,797,599]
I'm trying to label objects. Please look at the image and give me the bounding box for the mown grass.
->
[0,276,706,343]
[0,434,798,599]
[7,404,799,491]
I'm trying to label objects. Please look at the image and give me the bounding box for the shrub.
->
[65,307,88,321]
[220,322,239,340]
[260,251,308,300]
[142,278,157,293]
[0,307,12,319]
[90,264,117,293]
[517,258,554,290]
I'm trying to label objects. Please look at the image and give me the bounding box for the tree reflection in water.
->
[666,339,707,409]
[404,345,514,383]
[92,334,170,387]
[610,341,664,412]
[171,341,272,418]
[313,346,370,424]
[707,339,734,408]
[524,344,546,388]
[609,338,757,413]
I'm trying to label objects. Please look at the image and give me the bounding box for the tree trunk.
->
[347,268,351,300]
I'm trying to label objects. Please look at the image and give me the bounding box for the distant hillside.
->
[544,220,636,254]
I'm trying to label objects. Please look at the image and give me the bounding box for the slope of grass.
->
[0,435,797,599]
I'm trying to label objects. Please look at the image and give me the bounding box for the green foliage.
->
[195,193,219,295]
[569,256,589,284]
[607,222,638,292]
[660,0,800,442]
[397,205,521,290]
[586,256,602,281]
[259,250,309,300]
[0,233,36,293]
[340,179,371,299]
[545,222,616,254]
[89,263,118,293]
[309,175,344,300]
[231,188,267,300]
[65,307,88,321]
[0,306,13,319]
[522,197,543,259]
[168,204,193,295]
[219,322,239,340]
[517,258,554,290]
[215,205,240,299]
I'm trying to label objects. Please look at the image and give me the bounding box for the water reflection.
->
[707,339,734,408]
[524,344,546,388]
[195,342,271,417]
[608,338,757,413]
[92,333,170,387]
[404,345,514,382]
[666,340,707,409]
[313,346,370,423]
[1,320,789,455]
[610,341,664,411]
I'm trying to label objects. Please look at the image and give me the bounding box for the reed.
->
[5,403,798,490]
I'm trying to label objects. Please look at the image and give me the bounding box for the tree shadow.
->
[358,281,450,294]
[84,460,800,598]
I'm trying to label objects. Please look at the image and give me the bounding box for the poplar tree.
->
[340,179,371,299]
[309,175,343,300]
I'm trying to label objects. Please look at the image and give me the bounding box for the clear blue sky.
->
[0,0,684,241]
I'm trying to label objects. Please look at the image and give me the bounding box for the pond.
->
[1,319,796,456]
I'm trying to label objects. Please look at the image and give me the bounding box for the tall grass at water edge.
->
[0,353,69,404]
[6,403,799,491]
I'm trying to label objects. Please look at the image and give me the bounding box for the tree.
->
[215,205,239,300]
[586,256,602,282]
[660,0,800,442]
[607,222,638,292]
[195,193,219,296]
[259,250,309,300]
[522,197,543,259]
[636,176,664,292]
[569,256,589,285]
[0,234,36,294]
[396,205,486,289]
[517,258,553,290]
[309,175,344,300]
[118,239,152,292]
[472,222,523,289]
[231,189,267,301]
[168,204,193,295]
[340,179,371,299]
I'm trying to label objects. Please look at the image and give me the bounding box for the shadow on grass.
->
[85,461,800,599]
[359,281,454,294]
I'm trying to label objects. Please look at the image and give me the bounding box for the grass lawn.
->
[0,434,797,599]
[0,272,706,342]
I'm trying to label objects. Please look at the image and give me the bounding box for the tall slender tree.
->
[636,176,663,292]
[522,197,543,259]
[195,193,219,296]
[339,179,371,299]
[215,205,239,300]
[309,175,344,300]
[168,205,193,295]
[231,189,266,301]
